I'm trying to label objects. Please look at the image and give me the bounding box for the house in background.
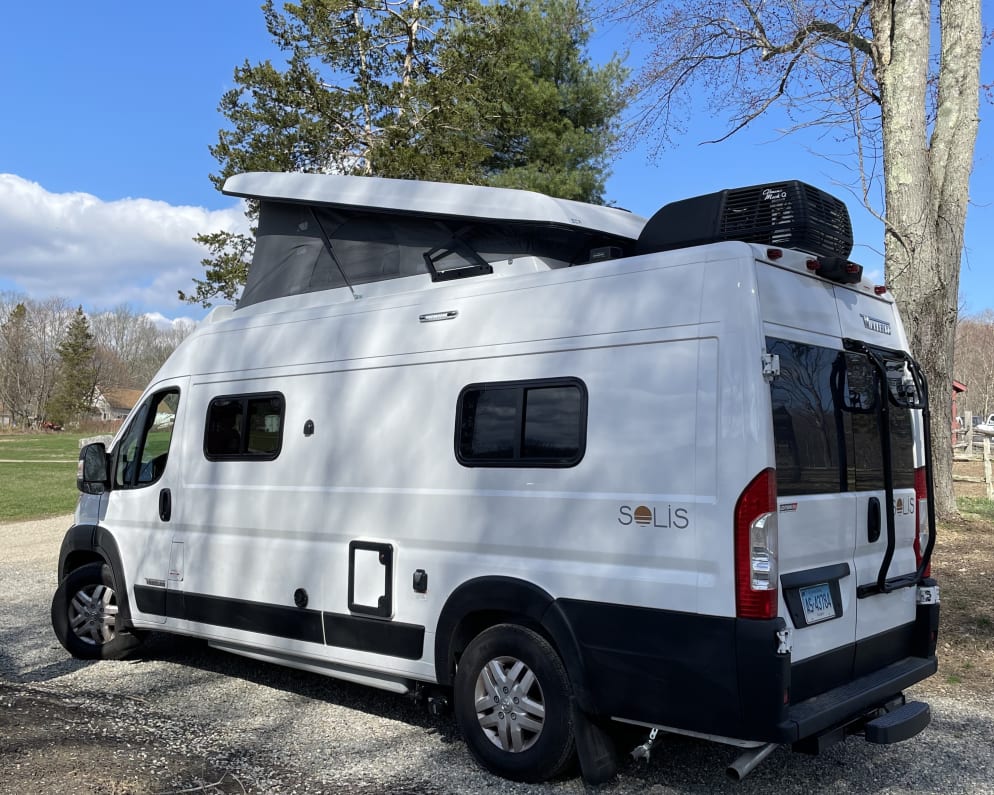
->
[92,387,143,422]
[0,402,12,428]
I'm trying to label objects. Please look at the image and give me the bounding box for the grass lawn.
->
[0,432,89,521]
[0,461,79,521]
[958,495,994,523]
[0,432,83,462]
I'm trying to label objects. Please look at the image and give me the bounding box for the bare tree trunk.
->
[354,2,375,174]
[870,0,981,519]
[401,0,421,102]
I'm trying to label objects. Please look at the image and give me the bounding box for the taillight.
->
[735,469,779,619]
[913,466,930,576]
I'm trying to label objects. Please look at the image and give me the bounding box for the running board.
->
[209,640,415,694]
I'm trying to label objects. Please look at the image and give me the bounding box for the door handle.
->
[159,488,172,522]
[867,497,880,543]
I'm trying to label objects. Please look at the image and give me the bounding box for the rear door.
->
[846,346,920,659]
[768,335,922,687]
[767,336,857,667]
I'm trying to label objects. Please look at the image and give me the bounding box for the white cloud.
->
[142,311,200,332]
[0,174,249,320]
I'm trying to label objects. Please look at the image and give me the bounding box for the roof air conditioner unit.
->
[635,181,853,260]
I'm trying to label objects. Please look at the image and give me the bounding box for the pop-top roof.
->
[222,172,646,240]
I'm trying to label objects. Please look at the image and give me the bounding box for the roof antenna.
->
[309,207,358,300]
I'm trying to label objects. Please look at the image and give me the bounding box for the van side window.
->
[115,389,179,488]
[456,378,587,467]
[205,392,285,460]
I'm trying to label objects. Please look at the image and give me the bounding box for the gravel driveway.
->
[2,515,992,794]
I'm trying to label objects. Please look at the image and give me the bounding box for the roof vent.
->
[635,181,853,260]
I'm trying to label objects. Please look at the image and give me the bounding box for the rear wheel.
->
[454,623,575,782]
[51,562,141,660]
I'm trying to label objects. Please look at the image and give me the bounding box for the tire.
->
[51,562,142,660]
[454,623,575,782]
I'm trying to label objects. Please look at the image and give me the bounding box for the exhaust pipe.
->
[727,742,779,781]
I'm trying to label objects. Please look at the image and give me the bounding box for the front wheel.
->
[51,562,141,660]
[454,623,575,782]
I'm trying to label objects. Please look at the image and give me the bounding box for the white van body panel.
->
[96,241,923,665]
[132,246,760,672]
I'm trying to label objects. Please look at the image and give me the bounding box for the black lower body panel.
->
[133,585,425,659]
[555,598,938,744]
[555,599,788,739]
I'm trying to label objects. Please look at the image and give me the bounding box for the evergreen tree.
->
[46,307,99,426]
[182,0,626,307]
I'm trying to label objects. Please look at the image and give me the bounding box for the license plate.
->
[800,583,835,624]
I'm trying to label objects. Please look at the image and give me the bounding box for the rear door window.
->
[845,354,915,490]
[767,340,846,496]
[767,338,915,495]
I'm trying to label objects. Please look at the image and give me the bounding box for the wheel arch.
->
[58,524,135,628]
[434,576,592,712]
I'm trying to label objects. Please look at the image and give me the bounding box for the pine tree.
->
[182,0,626,307]
[46,307,99,426]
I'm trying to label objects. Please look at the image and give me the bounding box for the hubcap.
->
[68,583,118,646]
[474,655,545,752]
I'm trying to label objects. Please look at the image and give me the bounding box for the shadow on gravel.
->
[128,632,464,742]
[0,682,247,795]
[0,625,96,685]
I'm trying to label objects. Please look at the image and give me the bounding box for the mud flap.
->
[571,699,617,785]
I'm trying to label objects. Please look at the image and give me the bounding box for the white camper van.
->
[53,174,939,784]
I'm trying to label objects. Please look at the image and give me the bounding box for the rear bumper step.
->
[779,656,936,742]
[865,700,930,744]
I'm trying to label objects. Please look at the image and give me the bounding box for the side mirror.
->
[77,443,110,494]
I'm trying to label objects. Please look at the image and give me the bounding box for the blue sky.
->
[1,1,991,324]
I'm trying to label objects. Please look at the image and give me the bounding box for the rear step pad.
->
[784,656,936,740]
[865,701,930,744]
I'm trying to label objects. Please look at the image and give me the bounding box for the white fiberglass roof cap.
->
[223,172,647,240]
